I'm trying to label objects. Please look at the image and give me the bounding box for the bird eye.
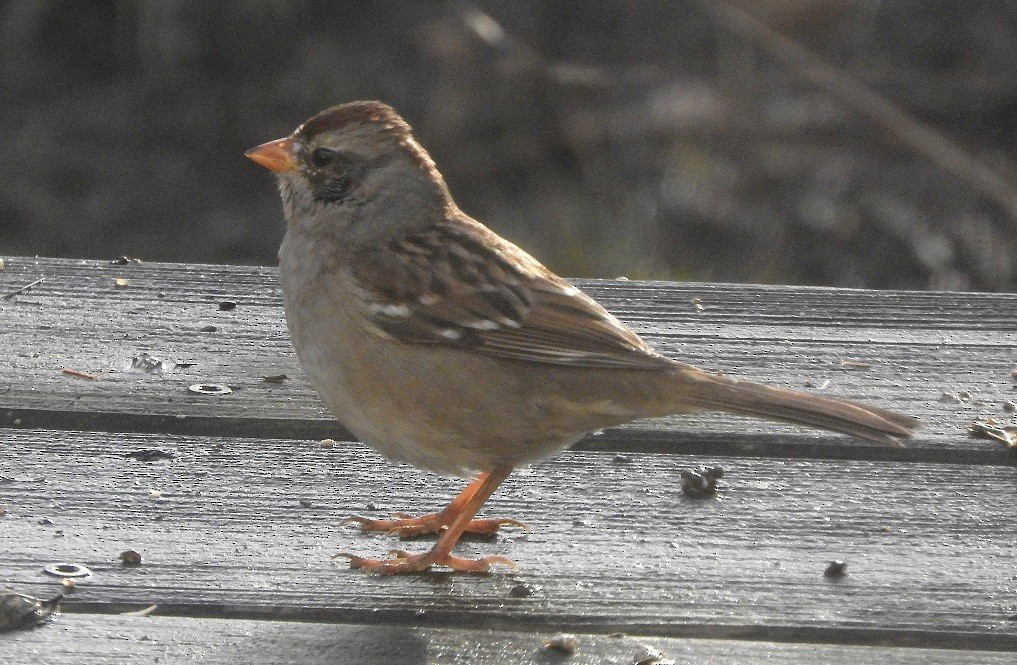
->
[310,148,336,168]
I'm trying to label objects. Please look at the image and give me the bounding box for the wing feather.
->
[349,218,671,370]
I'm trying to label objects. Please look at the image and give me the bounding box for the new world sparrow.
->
[246,101,918,574]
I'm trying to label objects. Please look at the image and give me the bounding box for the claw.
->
[335,550,518,574]
[496,518,530,533]
[341,514,529,539]
[341,515,425,538]
[335,467,519,575]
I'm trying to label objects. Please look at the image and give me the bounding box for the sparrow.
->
[246,101,919,574]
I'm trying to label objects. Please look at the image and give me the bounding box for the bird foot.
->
[342,514,528,539]
[336,549,518,574]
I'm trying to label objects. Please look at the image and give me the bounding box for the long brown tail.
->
[669,365,919,445]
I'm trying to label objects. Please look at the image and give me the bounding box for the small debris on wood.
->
[131,352,171,374]
[804,379,831,390]
[298,499,314,508]
[200,324,218,332]
[509,582,538,598]
[633,644,674,665]
[120,604,158,617]
[110,256,142,265]
[218,300,237,311]
[0,590,62,632]
[126,448,175,462]
[188,383,232,395]
[113,277,129,288]
[61,368,98,380]
[0,258,4,270]
[0,504,5,517]
[38,517,54,525]
[2,276,45,300]
[940,391,972,404]
[120,550,143,566]
[61,578,76,590]
[824,560,848,578]
[148,489,164,499]
[262,373,288,383]
[1011,369,1017,381]
[969,419,1017,448]
[690,297,705,312]
[680,466,724,498]
[544,633,578,654]
[3,474,42,483]
[612,454,632,464]
[615,275,629,280]
[319,438,336,449]
[43,562,91,579]
[839,359,871,369]
[1005,400,1017,413]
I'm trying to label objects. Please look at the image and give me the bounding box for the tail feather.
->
[671,366,919,445]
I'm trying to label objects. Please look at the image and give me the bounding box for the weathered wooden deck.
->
[1,256,1015,663]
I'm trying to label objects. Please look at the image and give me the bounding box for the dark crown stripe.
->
[296,101,410,140]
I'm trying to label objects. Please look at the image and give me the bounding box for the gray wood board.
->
[2,428,1015,649]
[4,614,1016,665]
[2,257,1015,462]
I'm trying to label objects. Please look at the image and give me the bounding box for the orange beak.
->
[245,138,297,172]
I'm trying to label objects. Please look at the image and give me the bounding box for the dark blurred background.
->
[2,0,1016,290]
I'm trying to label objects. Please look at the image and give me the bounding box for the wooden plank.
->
[2,428,1014,648]
[2,257,1015,461]
[3,614,1015,664]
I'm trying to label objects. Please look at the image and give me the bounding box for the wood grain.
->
[4,614,1015,664]
[3,256,1016,657]
[1,428,1014,648]
[2,257,1015,462]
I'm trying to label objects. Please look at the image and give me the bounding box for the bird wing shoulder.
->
[348,219,671,370]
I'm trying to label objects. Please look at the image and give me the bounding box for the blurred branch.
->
[700,0,1017,223]
[458,5,664,88]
